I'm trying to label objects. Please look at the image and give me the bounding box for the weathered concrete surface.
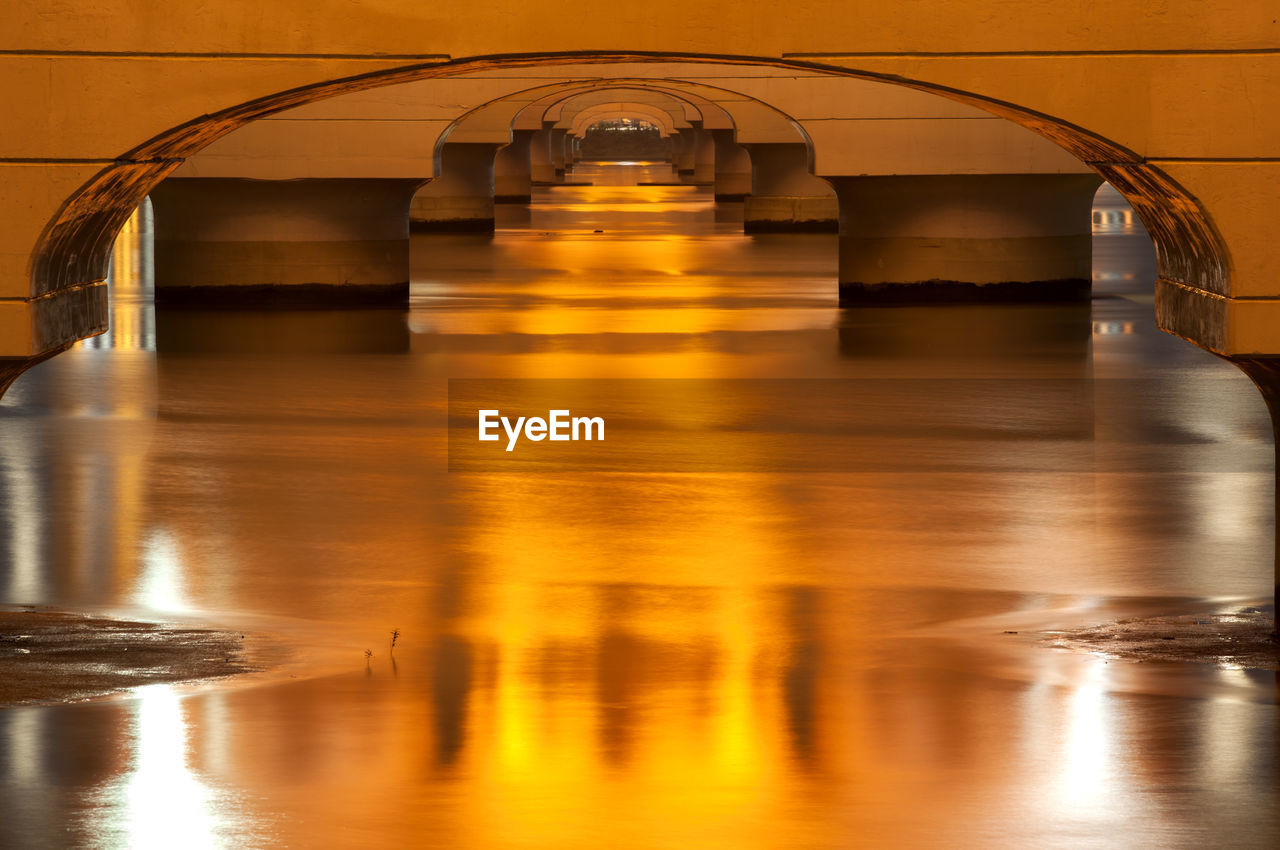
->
[410,143,499,232]
[744,143,837,232]
[494,131,534,203]
[833,174,1101,303]
[744,196,838,233]
[150,177,421,306]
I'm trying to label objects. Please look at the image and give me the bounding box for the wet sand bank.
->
[1040,606,1278,671]
[0,607,268,704]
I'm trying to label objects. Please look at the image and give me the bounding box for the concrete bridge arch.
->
[2,8,1277,601]
[426,76,799,208]
[1,49,1255,371]
[571,107,679,138]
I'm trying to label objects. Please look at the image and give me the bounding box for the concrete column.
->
[157,309,410,355]
[831,173,1101,303]
[744,143,838,232]
[712,130,752,202]
[494,131,533,204]
[410,143,499,232]
[674,132,696,178]
[692,127,716,186]
[531,128,557,185]
[1230,359,1280,612]
[149,177,422,307]
[549,128,568,181]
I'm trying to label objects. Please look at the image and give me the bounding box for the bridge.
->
[1,2,1278,596]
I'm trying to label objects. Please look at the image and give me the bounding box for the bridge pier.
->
[743,143,838,232]
[712,130,752,202]
[531,128,558,185]
[410,143,500,232]
[549,128,569,181]
[149,177,421,307]
[691,127,716,186]
[564,135,578,172]
[495,131,534,204]
[832,174,1102,304]
[1228,359,1280,614]
[674,131,696,179]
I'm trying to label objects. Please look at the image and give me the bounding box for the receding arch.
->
[571,106,678,138]
[394,74,822,207]
[345,75,797,186]
[430,76,816,175]
[31,51,1228,311]
[575,117,673,165]
[545,91,696,126]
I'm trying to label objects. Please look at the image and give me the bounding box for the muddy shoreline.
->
[0,607,270,705]
[1039,606,1278,671]
[2,604,1275,707]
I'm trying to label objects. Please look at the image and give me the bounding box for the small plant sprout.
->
[390,628,401,654]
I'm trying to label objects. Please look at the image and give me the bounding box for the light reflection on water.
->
[0,180,1276,848]
[115,685,221,850]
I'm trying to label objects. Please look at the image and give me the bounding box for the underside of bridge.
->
[3,3,1280,601]
[4,40,1274,341]
[3,4,1280,846]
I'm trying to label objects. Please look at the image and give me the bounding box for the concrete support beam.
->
[495,131,534,204]
[831,174,1102,304]
[4,57,1276,366]
[1229,358,1280,610]
[531,129,557,185]
[743,143,838,232]
[692,128,716,186]
[410,143,499,232]
[549,128,568,181]
[149,177,422,307]
[712,130,752,202]
[674,132,696,177]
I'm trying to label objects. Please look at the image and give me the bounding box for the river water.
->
[0,169,1276,848]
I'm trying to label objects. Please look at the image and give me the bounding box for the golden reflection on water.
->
[0,199,157,606]
[120,686,221,850]
[1,179,1277,848]
[81,200,156,354]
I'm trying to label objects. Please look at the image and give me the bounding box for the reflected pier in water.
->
[0,178,1277,848]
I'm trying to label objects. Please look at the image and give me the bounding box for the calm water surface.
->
[0,170,1276,848]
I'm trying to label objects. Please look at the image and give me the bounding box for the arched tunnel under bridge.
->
[4,51,1279,606]
[2,8,1279,846]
